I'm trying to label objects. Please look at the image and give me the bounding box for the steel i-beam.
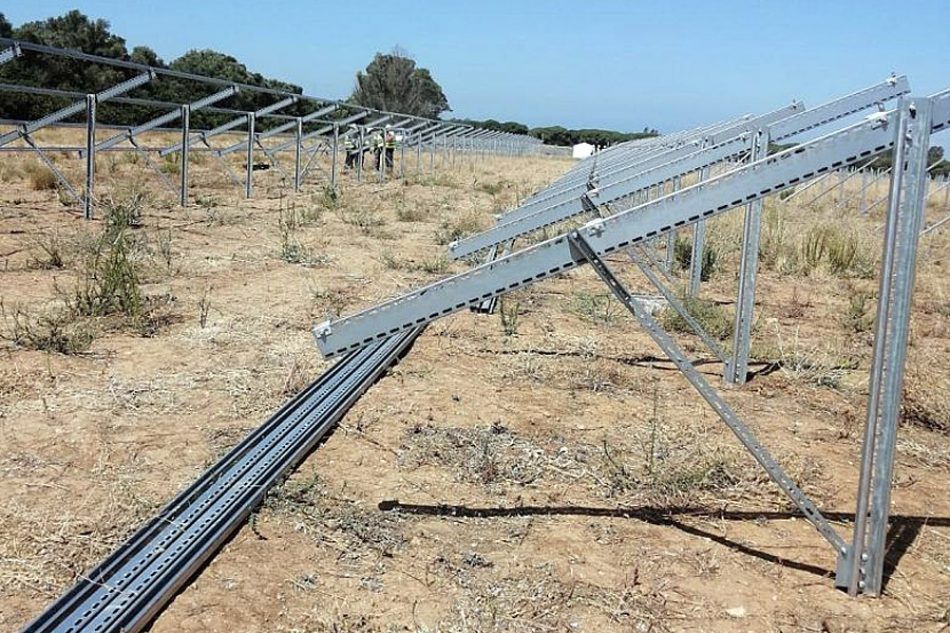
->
[687,162,710,297]
[568,231,845,552]
[180,104,190,207]
[245,113,255,199]
[727,127,770,384]
[84,94,96,219]
[845,97,934,595]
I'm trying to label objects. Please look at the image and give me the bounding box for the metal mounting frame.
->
[313,93,948,596]
[0,37,541,216]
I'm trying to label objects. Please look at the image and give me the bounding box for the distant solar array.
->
[0,38,542,218]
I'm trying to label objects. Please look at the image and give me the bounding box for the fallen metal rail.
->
[21,327,422,633]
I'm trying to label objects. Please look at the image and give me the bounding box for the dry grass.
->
[0,132,946,633]
[659,296,733,340]
[264,473,407,558]
[25,163,57,191]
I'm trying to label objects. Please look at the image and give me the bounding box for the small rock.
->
[725,606,747,618]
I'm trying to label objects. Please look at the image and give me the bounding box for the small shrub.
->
[499,298,520,336]
[159,154,180,175]
[27,164,58,191]
[198,286,212,328]
[840,286,875,334]
[673,235,718,281]
[277,207,316,264]
[476,180,506,196]
[29,233,67,269]
[319,185,343,211]
[102,189,148,231]
[395,202,429,222]
[64,192,156,331]
[156,229,174,271]
[573,290,620,325]
[755,326,858,389]
[3,305,94,355]
[309,285,349,317]
[759,207,798,273]
[68,228,146,323]
[341,207,385,235]
[379,250,407,270]
[196,194,219,210]
[419,256,449,275]
[659,296,733,340]
[799,223,873,278]
[298,203,324,225]
[434,212,484,245]
[0,162,24,182]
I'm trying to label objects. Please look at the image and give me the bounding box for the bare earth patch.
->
[1,134,948,632]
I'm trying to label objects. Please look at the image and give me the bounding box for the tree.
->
[0,13,13,38]
[0,11,129,120]
[0,11,306,127]
[351,51,450,118]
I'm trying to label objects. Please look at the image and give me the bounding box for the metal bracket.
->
[566,230,846,553]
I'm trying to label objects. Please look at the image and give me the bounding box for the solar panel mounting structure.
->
[0,37,541,219]
[314,88,950,596]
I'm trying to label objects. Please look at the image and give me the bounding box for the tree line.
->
[452,118,660,147]
[0,11,318,131]
[0,11,658,146]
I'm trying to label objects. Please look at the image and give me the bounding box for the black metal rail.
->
[21,328,422,633]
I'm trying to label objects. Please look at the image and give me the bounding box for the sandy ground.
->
[0,132,948,632]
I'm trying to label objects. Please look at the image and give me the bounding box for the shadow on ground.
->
[379,499,949,591]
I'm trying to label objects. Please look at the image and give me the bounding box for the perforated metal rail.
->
[21,328,422,633]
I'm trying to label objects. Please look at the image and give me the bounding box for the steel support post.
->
[846,98,933,596]
[331,122,339,189]
[665,175,681,273]
[357,126,365,183]
[379,127,386,184]
[84,94,96,219]
[860,167,869,215]
[727,128,770,385]
[179,104,190,207]
[416,134,422,173]
[629,247,728,362]
[567,230,845,554]
[687,165,709,297]
[245,112,255,199]
[294,117,303,192]
[400,138,405,178]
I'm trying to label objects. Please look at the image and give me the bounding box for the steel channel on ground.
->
[23,328,421,633]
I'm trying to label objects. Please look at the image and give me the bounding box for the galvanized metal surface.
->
[22,329,423,633]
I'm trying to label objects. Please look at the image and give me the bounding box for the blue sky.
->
[5,1,949,133]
